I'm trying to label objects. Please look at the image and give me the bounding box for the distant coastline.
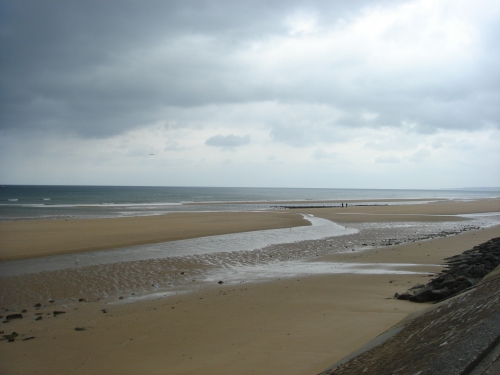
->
[444,187,500,191]
[1,185,499,222]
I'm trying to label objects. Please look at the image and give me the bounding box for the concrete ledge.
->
[319,265,500,375]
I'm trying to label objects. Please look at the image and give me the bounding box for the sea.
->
[1,185,499,221]
[1,185,500,308]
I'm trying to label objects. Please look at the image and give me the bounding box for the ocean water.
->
[1,185,499,220]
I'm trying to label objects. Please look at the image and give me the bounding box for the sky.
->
[1,0,499,189]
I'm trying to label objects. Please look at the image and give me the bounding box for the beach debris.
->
[395,237,500,303]
[180,271,185,275]
[22,336,35,341]
[119,296,124,299]
[74,327,86,331]
[218,281,224,284]
[35,316,43,321]
[78,298,87,302]
[101,309,107,313]
[34,303,41,308]
[21,309,27,313]
[2,332,18,342]
[5,314,23,321]
[53,311,66,316]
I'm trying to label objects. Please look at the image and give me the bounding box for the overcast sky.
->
[1,0,499,188]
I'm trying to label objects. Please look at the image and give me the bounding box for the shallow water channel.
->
[1,213,499,308]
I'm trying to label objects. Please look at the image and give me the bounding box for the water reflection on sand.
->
[1,213,499,308]
[0,215,355,276]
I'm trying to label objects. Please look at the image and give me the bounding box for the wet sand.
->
[1,198,500,374]
[0,211,309,261]
[302,197,500,222]
[2,198,498,261]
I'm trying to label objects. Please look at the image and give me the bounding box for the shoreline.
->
[1,198,499,261]
[2,196,498,222]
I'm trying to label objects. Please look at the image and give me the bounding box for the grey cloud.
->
[205,134,250,148]
[0,0,410,138]
[1,0,498,143]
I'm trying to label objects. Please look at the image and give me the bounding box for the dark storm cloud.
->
[1,0,498,142]
[0,0,405,137]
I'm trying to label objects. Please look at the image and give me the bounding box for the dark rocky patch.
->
[2,332,18,342]
[395,237,500,303]
[5,314,23,321]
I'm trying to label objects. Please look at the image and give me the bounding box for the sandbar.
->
[301,197,500,222]
[0,211,309,261]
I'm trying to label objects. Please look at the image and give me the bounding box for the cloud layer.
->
[1,0,499,188]
[206,134,251,148]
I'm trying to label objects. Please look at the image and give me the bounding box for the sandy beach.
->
[1,198,500,374]
[0,211,309,261]
[302,197,500,222]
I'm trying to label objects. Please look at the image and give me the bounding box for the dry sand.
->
[1,198,500,375]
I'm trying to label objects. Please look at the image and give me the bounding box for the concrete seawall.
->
[319,263,500,374]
